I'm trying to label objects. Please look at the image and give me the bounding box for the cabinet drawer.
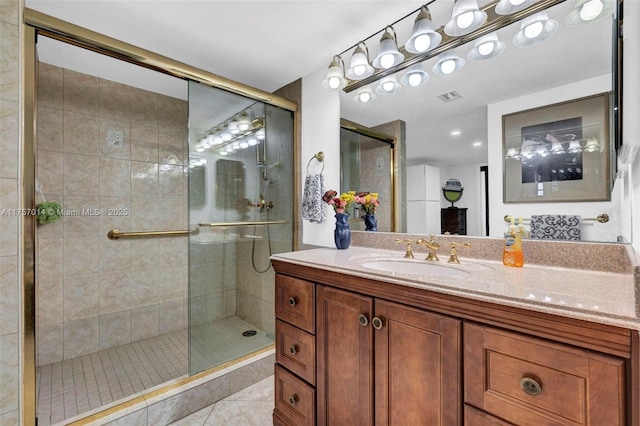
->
[465,405,513,425]
[274,364,316,426]
[276,275,315,333]
[276,319,316,385]
[464,323,626,425]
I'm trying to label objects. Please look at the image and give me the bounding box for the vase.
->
[363,214,377,231]
[334,213,351,250]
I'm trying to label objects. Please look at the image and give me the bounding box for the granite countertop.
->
[271,246,639,330]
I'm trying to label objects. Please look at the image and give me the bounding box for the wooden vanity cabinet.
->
[273,262,634,426]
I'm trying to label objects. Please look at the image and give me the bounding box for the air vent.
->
[436,91,462,102]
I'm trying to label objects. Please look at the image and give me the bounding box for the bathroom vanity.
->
[271,246,639,425]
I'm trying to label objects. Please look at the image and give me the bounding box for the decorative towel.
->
[301,173,326,223]
[529,215,581,241]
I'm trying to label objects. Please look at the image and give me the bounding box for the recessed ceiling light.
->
[451,130,461,136]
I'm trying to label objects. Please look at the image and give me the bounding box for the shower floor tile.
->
[36,316,273,425]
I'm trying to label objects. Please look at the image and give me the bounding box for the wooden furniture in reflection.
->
[441,207,467,235]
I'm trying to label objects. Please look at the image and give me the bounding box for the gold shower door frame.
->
[22,9,298,424]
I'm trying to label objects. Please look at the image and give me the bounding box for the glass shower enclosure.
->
[188,82,294,374]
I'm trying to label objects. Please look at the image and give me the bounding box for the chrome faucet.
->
[416,234,440,261]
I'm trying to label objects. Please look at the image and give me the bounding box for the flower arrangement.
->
[322,190,356,214]
[355,192,379,215]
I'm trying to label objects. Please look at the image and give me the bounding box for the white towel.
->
[301,173,326,223]
[530,215,581,241]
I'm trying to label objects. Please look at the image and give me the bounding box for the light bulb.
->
[413,34,431,52]
[228,120,239,134]
[408,73,422,87]
[353,64,366,76]
[213,135,223,145]
[239,141,249,149]
[380,54,395,69]
[382,81,395,92]
[225,145,235,152]
[510,0,525,5]
[580,0,604,21]
[328,77,341,89]
[478,41,494,56]
[256,128,265,140]
[247,137,258,146]
[440,59,456,74]
[221,132,232,141]
[359,92,371,103]
[456,11,474,29]
[196,147,204,152]
[524,21,543,39]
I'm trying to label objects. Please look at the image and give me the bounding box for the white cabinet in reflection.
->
[407,165,441,235]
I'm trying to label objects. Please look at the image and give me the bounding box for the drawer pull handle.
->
[358,314,369,327]
[288,297,297,307]
[372,316,384,330]
[289,394,298,406]
[289,345,298,355]
[520,377,542,396]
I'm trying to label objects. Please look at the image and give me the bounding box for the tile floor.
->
[169,375,274,425]
[36,316,273,425]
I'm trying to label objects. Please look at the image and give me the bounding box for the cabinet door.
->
[317,285,374,426]
[374,299,462,426]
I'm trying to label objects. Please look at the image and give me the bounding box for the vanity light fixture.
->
[467,32,505,62]
[565,0,615,26]
[322,55,348,89]
[583,136,601,152]
[221,126,233,142]
[433,50,465,75]
[550,141,566,154]
[495,0,537,15]
[513,12,558,47]
[236,112,252,132]
[376,75,402,95]
[345,44,374,80]
[400,63,429,87]
[405,6,441,54]
[444,0,487,37]
[372,26,404,69]
[353,86,377,103]
[505,147,521,159]
[327,0,577,96]
[567,138,583,153]
[228,119,240,135]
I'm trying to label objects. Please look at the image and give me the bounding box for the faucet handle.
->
[395,238,415,259]
[448,242,471,264]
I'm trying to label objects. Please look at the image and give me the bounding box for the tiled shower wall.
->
[0,0,21,423]
[35,63,189,365]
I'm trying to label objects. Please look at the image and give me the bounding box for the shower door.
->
[187,81,294,375]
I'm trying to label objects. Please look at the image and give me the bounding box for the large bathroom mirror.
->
[340,0,627,243]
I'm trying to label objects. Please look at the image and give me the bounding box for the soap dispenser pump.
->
[503,217,523,267]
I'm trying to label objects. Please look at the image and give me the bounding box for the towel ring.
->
[306,151,325,174]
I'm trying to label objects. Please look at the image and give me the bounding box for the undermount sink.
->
[361,260,469,278]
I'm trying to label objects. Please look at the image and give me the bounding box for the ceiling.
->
[27,0,614,166]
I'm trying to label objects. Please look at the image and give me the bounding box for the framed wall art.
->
[502,93,611,203]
